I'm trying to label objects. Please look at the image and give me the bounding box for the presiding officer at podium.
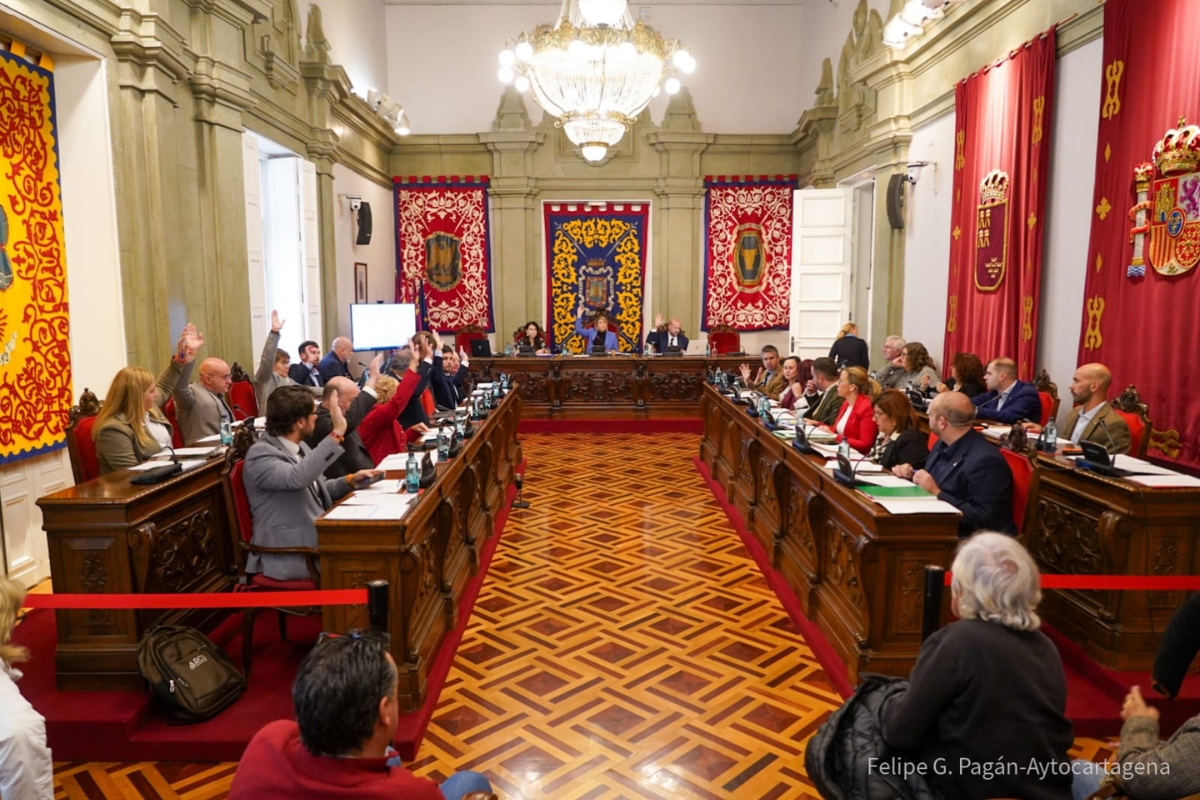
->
[575,307,618,353]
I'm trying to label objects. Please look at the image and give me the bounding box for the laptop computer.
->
[468,339,492,358]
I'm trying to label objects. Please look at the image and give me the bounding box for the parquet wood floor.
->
[49,433,1115,798]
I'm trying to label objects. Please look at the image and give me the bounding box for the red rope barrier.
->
[941,572,1200,591]
[21,589,368,610]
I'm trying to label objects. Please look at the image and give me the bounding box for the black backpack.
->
[137,624,246,724]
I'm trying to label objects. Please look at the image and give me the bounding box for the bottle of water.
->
[405,450,420,493]
[759,395,771,421]
[220,419,233,447]
[437,427,451,460]
[1042,418,1057,453]
[454,415,466,439]
[714,366,724,386]
[705,341,712,358]
[838,439,851,460]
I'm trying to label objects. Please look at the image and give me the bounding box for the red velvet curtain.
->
[1079,0,1200,465]
[943,30,1056,382]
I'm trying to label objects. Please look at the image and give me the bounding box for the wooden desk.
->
[37,459,235,690]
[470,356,755,418]
[317,391,522,711]
[700,386,960,686]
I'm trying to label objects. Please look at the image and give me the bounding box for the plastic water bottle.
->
[705,342,712,358]
[437,427,451,460]
[220,419,233,447]
[838,439,851,460]
[1041,418,1057,453]
[758,395,771,421]
[405,450,420,493]
[454,415,466,439]
[714,366,724,386]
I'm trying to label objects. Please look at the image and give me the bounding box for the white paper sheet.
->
[1126,474,1200,488]
[129,459,206,472]
[1111,454,1178,475]
[376,450,440,471]
[824,459,885,474]
[324,504,410,521]
[358,479,402,493]
[341,493,417,514]
[876,498,962,515]
[152,446,221,458]
[856,474,913,487]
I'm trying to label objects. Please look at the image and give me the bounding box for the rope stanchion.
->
[21,589,368,610]
[939,573,1200,591]
[921,565,946,643]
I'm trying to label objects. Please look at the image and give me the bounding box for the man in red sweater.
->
[230,630,493,799]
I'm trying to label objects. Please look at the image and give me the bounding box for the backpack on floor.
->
[137,624,245,724]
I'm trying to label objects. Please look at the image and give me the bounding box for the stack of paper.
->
[825,459,885,474]
[130,459,207,473]
[376,451,440,471]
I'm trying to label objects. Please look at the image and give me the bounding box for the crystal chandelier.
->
[498,0,695,162]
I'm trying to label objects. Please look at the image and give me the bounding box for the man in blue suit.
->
[318,337,354,384]
[972,357,1042,424]
[645,312,689,353]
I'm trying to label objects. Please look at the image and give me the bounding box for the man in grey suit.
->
[157,323,235,444]
[242,385,382,581]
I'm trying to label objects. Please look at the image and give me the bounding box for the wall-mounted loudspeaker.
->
[886,173,906,230]
[356,201,373,245]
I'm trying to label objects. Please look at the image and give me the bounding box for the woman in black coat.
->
[867,389,928,470]
[828,322,870,370]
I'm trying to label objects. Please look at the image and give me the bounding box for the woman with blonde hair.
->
[828,321,869,371]
[358,353,426,464]
[881,534,1073,800]
[93,366,174,474]
[1,577,54,799]
[830,367,880,454]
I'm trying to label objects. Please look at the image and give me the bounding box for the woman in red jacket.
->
[831,366,880,454]
[358,356,425,464]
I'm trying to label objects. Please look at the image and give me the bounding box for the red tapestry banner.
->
[393,176,493,332]
[943,30,1056,382]
[1078,0,1200,465]
[0,49,72,464]
[702,176,798,331]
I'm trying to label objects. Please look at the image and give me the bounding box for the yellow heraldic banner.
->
[0,49,72,463]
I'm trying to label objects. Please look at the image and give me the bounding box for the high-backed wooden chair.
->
[1033,369,1060,427]
[708,324,741,356]
[162,397,185,448]
[1113,384,1152,457]
[65,388,103,484]
[228,362,258,420]
[220,424,319,677]
[455,325,486,349]
[998,442,1039,538]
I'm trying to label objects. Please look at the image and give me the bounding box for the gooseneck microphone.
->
[1096,417,1120,456]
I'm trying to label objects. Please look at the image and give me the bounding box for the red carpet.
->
[519,418,702,435]
[12,478,520,763]
[693,456,1200,736]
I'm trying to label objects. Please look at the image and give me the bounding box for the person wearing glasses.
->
[230,629,494,800]
[0,576,53,800]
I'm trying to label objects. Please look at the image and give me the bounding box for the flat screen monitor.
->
[349,303,417,351]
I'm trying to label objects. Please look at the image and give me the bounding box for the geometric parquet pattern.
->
[50,432,1114,798]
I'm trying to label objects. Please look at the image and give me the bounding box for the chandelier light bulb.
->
[616,41,636,60]
[652,85,661,97]
[499,49,516,67]
[678,52,696,74]
[664,76,681,95]
[568,39,586,58]
[581,144,608,162]
[498,66,515,83]
[578,0,627,26]
[515,75,531,92]
[515,41,534,61]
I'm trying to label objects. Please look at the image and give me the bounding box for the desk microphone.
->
[833,449,867,488]
[1096,417,1119,456]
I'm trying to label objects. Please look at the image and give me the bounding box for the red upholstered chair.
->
[221,436,319,677]
[999,445,1039,538]
[708,325,741,356]
[421,388,436,417]
[456,325,486,347]
[1034,369,1060,427]
[163,398,185,448]
[228,362,257,420]
[1113,384,1152,457]
[928,431,938,452]
[65,388,102,484]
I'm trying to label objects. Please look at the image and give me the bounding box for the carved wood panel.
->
[560,370,637,403]
[647,370,703,401]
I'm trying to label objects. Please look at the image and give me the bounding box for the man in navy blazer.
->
[896,392,1014,537]
[289,340,325,388]
[318,337,354,384]
[972,357,1042,424]
[645,313,689,353]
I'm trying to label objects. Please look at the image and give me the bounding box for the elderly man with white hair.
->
[881,533,1074,800]
[875,335,907,389]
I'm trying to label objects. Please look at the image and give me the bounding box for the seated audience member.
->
[516,321,549,354]
[802,357,845,426]
[157,323,235,445]
[1028,363,1131,455]
[255,311,321,413]
[646,312,689,353]
[935,352,987,399]
[875,335,907,389]
[828,322,869,370]
[869,389,929,471]
[1072,684,1200,800]
[289,340,324,388]
[881,534,1073,800]
[429,332,469,409]
[739,345,786,400]
[318,336,354,384]
[229,629,492,800]
[894,392,1014,536]
[394,334,436,430]
[304,357,381,479]
[829,367,879,454]
[574,307,618,353]
[359,354,428,465]
[896,341,940,393]
[93,367,174,474]
[778,356,805,411]
[972,357,1042,424]
[242,386,381,581]
[0,577,53,800]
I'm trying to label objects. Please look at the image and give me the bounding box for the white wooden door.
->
[243,132,268,360]
[1,450,68,587]
[789,188,852,360]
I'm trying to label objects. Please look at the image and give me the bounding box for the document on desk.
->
[875,498,961,515]
[376,451,440,471]
[333,492,417,519]
[152,446,220,458]
[1110,455,1178,475]
[854,473,910,486]
[358,479,402,493]
[824,459,885,474]
[130,459,206,472]
[1126,474,1200,488]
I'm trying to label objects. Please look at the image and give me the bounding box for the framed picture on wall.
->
[354,262,368,304]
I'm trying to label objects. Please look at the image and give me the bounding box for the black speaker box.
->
[886,173,906,230]
[356,201,373,245]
